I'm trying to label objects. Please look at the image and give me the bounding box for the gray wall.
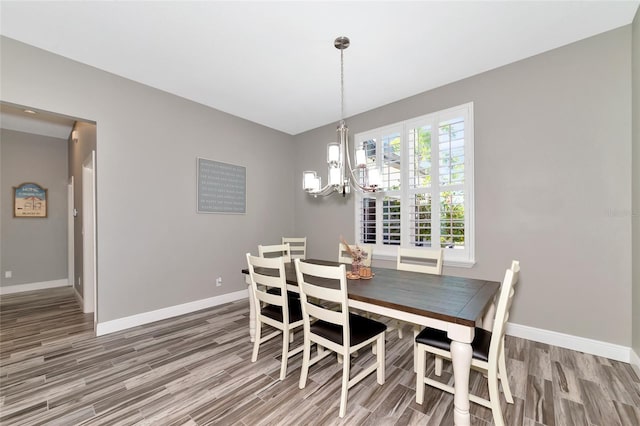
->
[1,36,296,322]
[1,129,68,286]
[632,9,640,359]
[295,27,633,346]
[68,121,97,296]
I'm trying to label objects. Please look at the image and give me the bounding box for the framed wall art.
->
[13,182,48,218]
[196,157,246,214]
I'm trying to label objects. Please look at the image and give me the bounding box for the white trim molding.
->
[0,279,70,295]
[372,253,475,268]
[74,286,84,307]
[507,322,632,363]
[630,349,640,377]
[96,289,249,336]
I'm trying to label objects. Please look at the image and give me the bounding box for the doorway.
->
[0,102,97,326]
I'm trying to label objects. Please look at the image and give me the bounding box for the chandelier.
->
[302,36,380,197]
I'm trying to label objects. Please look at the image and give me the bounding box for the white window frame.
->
[354,102,475,267]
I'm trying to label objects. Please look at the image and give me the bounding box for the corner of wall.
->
[631,348,640,379]
[632,4,640,362]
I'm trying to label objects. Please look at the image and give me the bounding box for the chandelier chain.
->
[340,48,344,121]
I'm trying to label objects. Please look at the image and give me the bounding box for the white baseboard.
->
[507,322,631,363]
[96,289,249,336]
[0,279,70,295]
[91,291,637,366]
[630,349,640,377]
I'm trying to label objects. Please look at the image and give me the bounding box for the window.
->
[354,103,474,266]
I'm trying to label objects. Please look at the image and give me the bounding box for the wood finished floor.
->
[1,287,639,425]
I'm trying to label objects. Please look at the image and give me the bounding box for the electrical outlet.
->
[216,277,222,287]
[5,271,12,278]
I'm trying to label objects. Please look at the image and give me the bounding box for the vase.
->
[351,260,361,276]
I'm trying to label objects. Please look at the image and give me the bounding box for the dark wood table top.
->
[242,259,500,328]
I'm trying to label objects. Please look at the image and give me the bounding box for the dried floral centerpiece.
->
[340,236,364,278]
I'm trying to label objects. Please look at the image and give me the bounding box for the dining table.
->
[241,259,500,426]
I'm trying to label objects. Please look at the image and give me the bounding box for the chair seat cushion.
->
[310,313,387,346]
[266,287,300,299]
[261,299,303,323]
[415,326,492,362]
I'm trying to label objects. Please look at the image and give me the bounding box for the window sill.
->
[444,259,476,268]
[372,253,476,268]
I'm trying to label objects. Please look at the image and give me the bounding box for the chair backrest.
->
[488,260,520,364]
[282,237,307,260]
[338,243,373,267]
[482,260,519,331]
[258,243,291,263]
[294,259,350,346]
[396,247,443,275]
[246,253,290,320]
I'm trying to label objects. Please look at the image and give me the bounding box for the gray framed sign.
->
[197,157,246,214]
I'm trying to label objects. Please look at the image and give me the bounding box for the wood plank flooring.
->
[1,287,639,425]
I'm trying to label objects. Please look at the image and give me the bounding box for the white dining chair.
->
[258,243,291,263]
[396,247,443,275]
[246,253,304,380]
[338,243,374,323]
[395,247,445,371]
[415,260,520,426]
[338,243,373,267]
[394,247,444,340]
[294,259,387,418]
[282,237,306,260]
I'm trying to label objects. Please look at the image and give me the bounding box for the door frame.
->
[67,176,75,290]
[82,150,97,324]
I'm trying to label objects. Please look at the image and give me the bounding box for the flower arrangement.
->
[339,236,373,279]
[340,236,365,277]
[340,236,363,263]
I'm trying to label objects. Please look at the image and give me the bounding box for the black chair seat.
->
[415,326,492,362]
[310,313,387,346]
[266,287,300,300]
[261,300,303,323]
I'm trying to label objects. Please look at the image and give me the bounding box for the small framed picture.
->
[13,182,48,218]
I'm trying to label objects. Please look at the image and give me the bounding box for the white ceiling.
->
[1,1,638,136]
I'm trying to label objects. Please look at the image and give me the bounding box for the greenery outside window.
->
[354,102,475,266]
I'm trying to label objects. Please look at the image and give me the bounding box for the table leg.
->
[450,340,472,426]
